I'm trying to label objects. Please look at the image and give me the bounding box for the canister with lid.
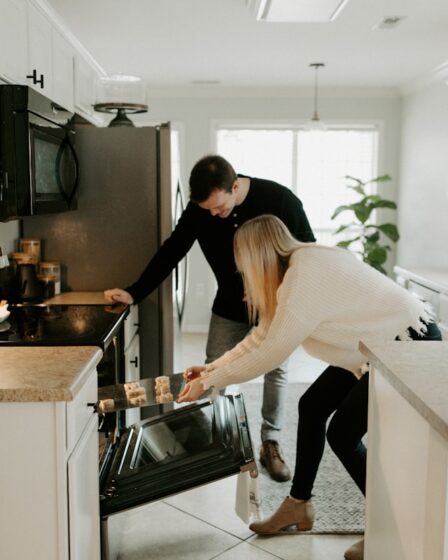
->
[38,261,61,295]
[19,238,41,262]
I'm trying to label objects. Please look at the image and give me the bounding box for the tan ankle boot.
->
[249,496,315,535]
[344,538,364,560]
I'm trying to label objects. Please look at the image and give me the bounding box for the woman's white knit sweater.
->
[200,245,430,391]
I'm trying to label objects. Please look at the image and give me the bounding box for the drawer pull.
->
[130,357,139,367]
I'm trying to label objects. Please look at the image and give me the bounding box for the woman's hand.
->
[104,288,134,305]
[177,377,207,403]
[183,365,206,381]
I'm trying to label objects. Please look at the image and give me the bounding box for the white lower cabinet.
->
[68,413,100,560]
[0,366,100,560]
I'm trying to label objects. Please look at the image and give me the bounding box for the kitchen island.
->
[360,340,448,560]
[0,346,103,560]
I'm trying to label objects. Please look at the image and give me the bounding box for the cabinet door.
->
[52,27,74,112]
[27,1,53,96]
[68,413,100,560]
[0,0,27,84]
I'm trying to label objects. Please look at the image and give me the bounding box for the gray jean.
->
[205,313,288,443]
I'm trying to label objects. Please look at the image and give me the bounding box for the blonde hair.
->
[234,215,306,325]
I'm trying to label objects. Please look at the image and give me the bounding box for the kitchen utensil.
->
[97,372,208,413]
[14,263,43,303]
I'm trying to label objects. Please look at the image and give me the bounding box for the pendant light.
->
[306,62,326,130]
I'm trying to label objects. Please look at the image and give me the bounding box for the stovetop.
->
[0,304,129,349]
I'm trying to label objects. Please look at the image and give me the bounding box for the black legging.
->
[290,321,442,500]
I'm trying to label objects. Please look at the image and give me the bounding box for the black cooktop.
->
[0,304,129,349]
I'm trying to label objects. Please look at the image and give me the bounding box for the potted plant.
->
[331,174,399,275]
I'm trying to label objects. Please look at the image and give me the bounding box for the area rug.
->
[240,382,365,534]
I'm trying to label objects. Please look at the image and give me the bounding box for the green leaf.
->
[365,231,380,243]
[370,200,397,210]
[334,224,353,234]
[371,263,388,275]
[336,240,354,248]
[377,223,400,242]
[347,184,366,196]
[366,246,388,265]
[345,175,365,186]
[345,175,366,196]
[331,205,352,220]
[365,174,392,185]
[353,203,372,223]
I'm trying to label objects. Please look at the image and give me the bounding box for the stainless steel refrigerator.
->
[22,124,174,379]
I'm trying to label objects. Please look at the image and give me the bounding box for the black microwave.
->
[0,85,79,221]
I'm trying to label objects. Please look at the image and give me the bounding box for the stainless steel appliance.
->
[0,85,78,220]
[22,124,174,385]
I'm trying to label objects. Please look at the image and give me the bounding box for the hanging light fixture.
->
[306,62,326,130]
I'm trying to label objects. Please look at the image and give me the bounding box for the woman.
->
[178,215,441,560]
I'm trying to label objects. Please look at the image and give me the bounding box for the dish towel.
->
[235,470,263,524]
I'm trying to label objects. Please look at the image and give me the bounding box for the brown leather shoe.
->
[249,496,314,534]
[260,440,291,482]
[344,538,364,560]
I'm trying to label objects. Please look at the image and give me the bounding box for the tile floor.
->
[113,330,360,559]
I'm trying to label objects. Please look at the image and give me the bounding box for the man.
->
[105,154,315,481]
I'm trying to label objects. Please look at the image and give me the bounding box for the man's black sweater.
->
[126,176,315,324]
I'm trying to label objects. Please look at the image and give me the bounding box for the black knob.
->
[130,356,138,367]
[35,73,44,89]
[26,69,38,83]
[26,70,44,89]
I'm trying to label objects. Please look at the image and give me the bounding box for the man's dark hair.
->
[189,155,238,203]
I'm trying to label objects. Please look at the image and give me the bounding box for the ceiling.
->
[47,0,448,92]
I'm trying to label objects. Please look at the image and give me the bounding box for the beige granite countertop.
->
[394,266,448,295]
[45,291,109,305]
[360,341,448,440]
[0,346,103,402]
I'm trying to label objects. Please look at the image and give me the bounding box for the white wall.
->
[0,221,19,255]
[397,79,448,268]
[134,90,402,332]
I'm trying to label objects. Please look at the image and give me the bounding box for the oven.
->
[0,302,256,559]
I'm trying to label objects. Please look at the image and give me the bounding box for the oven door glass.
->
[100,394,255,517]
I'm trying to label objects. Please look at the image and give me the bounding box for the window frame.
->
[211,118,385,245]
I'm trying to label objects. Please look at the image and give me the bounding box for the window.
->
[216,126,379,245]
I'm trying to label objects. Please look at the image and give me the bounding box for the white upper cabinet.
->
[0,0,105,126]
[0,0,28,84]
[27,1,52,97]
[52,27,74,112]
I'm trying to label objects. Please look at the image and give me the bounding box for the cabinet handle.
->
[26,69,38,83]
[133,323,139,327]
[26,69,44,88]
[130,357,138,367]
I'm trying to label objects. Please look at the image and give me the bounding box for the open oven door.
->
[100,394,255,518]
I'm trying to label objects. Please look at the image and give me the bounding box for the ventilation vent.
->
[372,16,406,30]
